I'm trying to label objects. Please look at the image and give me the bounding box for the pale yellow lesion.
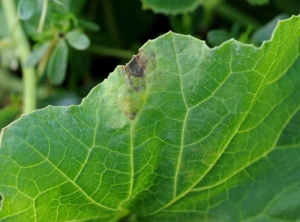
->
[118,85,146,120]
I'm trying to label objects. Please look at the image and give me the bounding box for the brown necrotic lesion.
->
[122,53,147,92]
[119,51,148,120]
[123,53,146,77]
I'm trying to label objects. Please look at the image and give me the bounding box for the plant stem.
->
[1,0,36,113]
[215,3,261,29]
[88,45,134,59]
[38,0,48,33]
[102,0,123,47]
[202,0,224,28]
[0,68,49,100]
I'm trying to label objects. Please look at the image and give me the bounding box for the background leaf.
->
[17,0,37,20]
[207,29,232,46]
[0,16,299,222]
[141,0,203,15]
[25,41,51,67]
[66,30,91,50]
[46,40,68,85]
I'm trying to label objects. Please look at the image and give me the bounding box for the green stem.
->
[0,68,49,99]
[88,45,133,59]
[1,0,36,113]
[215,3,261,29]
[202,0,224,28]
[102,0,123,47]
[38,0,48,33]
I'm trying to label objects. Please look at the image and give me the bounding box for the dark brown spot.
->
[123,54,146,78]
[127,112,136,120]
[122,52,148,92]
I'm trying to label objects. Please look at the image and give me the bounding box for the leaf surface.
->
[0,16,300,221]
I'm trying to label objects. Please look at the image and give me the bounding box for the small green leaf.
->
[17,0,36,20]
[78,19,100,32]
[25,41,51,67]
[66,30,90,50]
[47,40,68,85]
[207,29,232,46]
[141,0,203,15]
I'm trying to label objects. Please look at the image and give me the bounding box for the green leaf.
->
[25,41,51,67]
[46,40,68,85]
[17,0,37,20]
[77,19,100,32]
[0,15,300,221]
[141,0,203,15]
[207,29,232,46]
[66,30,90,50]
